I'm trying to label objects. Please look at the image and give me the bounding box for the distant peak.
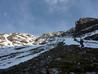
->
[0,33,37,47]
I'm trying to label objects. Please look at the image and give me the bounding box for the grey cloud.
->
[0,0,98,35]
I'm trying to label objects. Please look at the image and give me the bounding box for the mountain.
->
[34,31,66,45]
[0,32,67,70]
[0,33,37,47]
[0,32,67,47]
[0,17,98,73]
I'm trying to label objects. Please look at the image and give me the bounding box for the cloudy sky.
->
[0,0,98,35]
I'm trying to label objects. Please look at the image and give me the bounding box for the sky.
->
[0,0,98,35]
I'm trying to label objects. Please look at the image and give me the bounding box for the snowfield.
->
[0,36,98,69]
[0,44,56,69]
[64,38,98,48]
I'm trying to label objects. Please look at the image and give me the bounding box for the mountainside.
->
[0,17,98,73]
[34,31,66,45]
[0,33,37,47]
[1,45,98,74]
[0,32,67,47]
[74,17,98,39]
[0,32,67,70]
[75,17,98,32]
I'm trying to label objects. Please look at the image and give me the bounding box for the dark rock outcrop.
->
[74,17,98,37]
[84,34,98,40]
[75,17,98,31]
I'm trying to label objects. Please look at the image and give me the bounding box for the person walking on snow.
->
[80,38,84,48]
[74,38,84,48]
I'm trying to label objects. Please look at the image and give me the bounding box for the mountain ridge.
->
[0,33,37,47]
[0,17,98,73]
[0,31,67,47]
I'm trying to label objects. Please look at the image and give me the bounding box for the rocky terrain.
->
[0,17,98,74]
[0,44,98,74]
[74,17,98,38]
[0,31,67,47]
[0,33,37,47]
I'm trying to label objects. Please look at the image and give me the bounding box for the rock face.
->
[75,17,98,32]
[75,17,98,38]
[84,34,98,40]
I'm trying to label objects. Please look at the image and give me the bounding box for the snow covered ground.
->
[82,30,98,38]
[84,40,98,48]
[64,38,98,48]
[0,44,56,69]
[64,38,79,45]
[0,37,98,69]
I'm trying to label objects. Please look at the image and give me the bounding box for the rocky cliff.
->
[74,17,98,41]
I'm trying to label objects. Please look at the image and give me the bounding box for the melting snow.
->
[64,38,79,45]
[64,38,98,48]
[0,36,98,69]
[84,40,98,48]
[0,44,55,69]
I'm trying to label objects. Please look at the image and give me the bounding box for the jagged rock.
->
[74,17,98,38]
[75,17,98,31]
[84,34,98,40]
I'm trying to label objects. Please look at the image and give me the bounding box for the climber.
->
[74,37,84,48]
[80,38,84,48]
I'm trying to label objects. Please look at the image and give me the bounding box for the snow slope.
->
[64,37,98,48]
[0,44,56,69]
[0,32,98,69]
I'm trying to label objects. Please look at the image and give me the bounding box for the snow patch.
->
[0,44,55,69]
